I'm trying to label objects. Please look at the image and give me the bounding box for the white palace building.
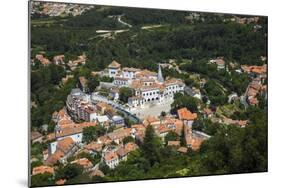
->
[107,60,185,108]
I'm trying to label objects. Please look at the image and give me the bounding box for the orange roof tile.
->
[32,166,54,175]
[56,179,66,185]
[45,150,64,166]
[56,137,75,154]
[177,108,197,120]
[104,151,118,161]
[124,142,137,152]
[71,158,93,169]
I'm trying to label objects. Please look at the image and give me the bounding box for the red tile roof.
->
[32,166,54,175]
[177,108,197,120]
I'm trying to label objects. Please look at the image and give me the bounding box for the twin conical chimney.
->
[157,64,164,83]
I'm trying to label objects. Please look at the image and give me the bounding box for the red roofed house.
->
[177,107,197,127]
[46,137,78,165]
[71,158,93,172]
[103,151,119,169]
[32,165,54,176]
[108,60,121,78]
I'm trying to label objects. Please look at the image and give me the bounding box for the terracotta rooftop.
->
[177,108,197,121]
[45,150,64,166]
[56,179,66,185]
[71,158,93,169]
[107,128,131,141]
[56,137,75,154]
[84,142,103,152]
[124,142,137,153]
[104,151,118,161]
[56,122,97,138]
[108,60,121,68]
[32,165,54,176]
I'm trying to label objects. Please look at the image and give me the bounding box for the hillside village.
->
[31,57,267,185]
[30,2,268,187]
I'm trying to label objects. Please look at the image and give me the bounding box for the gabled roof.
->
[45,150,64,166]
[104,151,118,161]
[56,137,75,154]
[108,60,121,68]
[177,108,197,121]
[31,131,43,141]
[32,165,54,175]
[71,158,93,169]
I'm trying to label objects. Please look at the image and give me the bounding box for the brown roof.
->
[31,131,43,141]
[56,179,66,185]
[177,108,197,121]
[124,142,137,152]
[71,158,93,169]
[32,166,54,176]
[104,151,118,161]
[56,137,75,154]
[107,128,131,141]
[84,142,103,152]
[177,147,188,153]
[136,69,157,78]
[56,122,97,138]
[108,60,121,68]
[45,150,64,166]
[167,141,180,147]
[116,147,128,157]
[97,135,112,145]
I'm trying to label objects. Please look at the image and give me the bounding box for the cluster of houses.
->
[31,102,210,185]
[32,53,86,71]
[241,64,267,106]
[31,57,268,184]
[97,60,185,109]
[31,1,94,17]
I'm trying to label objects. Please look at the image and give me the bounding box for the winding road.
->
[117,15,132,28]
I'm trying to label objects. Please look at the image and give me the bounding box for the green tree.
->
[55,163,83,181]
[123,136,135,144]
[82,126,97,143]
[160,111,167,117]
[164,131,179,145]
[180,127,186,147]
[171,95,198,113]
[82,125,106,143]
[141,125,162,166]
[31,173,54,187]
[88,76,100,92]
[119,87,133,103]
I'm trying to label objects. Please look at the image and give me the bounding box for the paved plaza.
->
[130,99,174,120]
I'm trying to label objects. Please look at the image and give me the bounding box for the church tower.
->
[157,64,164,83]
